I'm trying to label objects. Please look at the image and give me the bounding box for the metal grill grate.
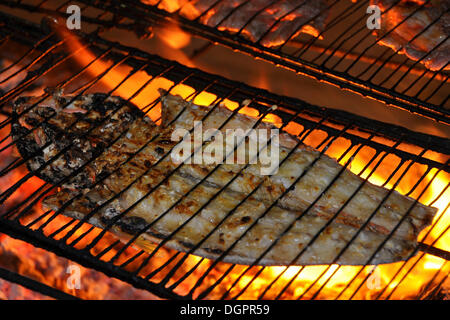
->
[1,0,448,124]
[0,11,449,300]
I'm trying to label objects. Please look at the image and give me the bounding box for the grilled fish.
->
[12,90,437,265]
[372,0,450,71]
[11,90,153,190]
[141,0,330,46]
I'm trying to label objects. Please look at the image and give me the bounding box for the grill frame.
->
[110,0,450,123]
[0,10,448,300]
[2,0,448,123]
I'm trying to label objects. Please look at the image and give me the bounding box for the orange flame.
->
[156,24,191,50]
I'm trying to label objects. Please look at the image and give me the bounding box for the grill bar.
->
[373,187,450,298]
[150,106,309,293]
[196,122,357,299]
[223,146,446,300]
[419,262,449,299]
[261,138,403,299]
[41,0,448,124]
[0,219,185,299]
[0,11,448,300]
[382,224,450,299]
[336,203,450,299]
[315,167,448,300]
[1,1,448,123]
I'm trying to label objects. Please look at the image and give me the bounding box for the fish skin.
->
[154,93,437,243]
[43,161,416,266]
[371,0,450,71]
[12,92,437,265]
[141,0,329,46]
[11,90,157,191]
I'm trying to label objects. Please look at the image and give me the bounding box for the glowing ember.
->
[0,233,158,299]
[141,0,329,46]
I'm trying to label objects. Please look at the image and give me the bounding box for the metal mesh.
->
[2,0,448,123]
[0,10,448,300]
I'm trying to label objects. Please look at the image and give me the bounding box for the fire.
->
[0,26,447,300]
[156,24,191,50]
[0,233,158,299]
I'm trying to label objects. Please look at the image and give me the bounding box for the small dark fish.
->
[11,90,153,190]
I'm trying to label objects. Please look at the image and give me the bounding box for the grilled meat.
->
[142,0,330,46]
[372,0,450,71]
[157,93,436,243]
[11,90,155,190]
[12,91,437,265]
[43,163,420,266]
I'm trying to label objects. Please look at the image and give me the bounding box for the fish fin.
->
[159,89,191,127]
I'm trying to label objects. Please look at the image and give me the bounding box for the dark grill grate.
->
[0,11,448,300]
[1,0,448,124]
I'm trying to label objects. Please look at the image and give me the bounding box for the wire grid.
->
[2,0,447,123]
[0,11,449,300]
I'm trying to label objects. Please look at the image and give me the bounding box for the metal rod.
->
[0,265,80,300]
